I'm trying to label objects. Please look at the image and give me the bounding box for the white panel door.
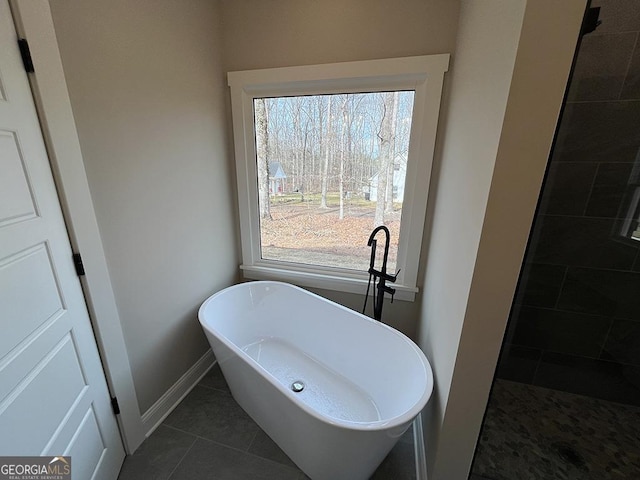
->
[0,1,125,478]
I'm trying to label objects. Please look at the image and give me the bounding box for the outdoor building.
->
[268,161,287,195]
[367,158,407,203]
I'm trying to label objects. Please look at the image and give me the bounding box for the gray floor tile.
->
[168,437,303,480]
[248,429,297,468]
[249,419,417,476]
[398,423,414,445]
[163,385,260,450]
[130,363,421,479]
[371,439,416,480]
[198,363,230,392]
[118,425,196,480]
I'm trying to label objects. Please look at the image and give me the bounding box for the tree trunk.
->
[255,98,271,219]
[293,101,304,201]
[302,125,309,201]
[385,92,399,214]
[374,92,396,226]
[320,95,332,209]
[339,100,347,220]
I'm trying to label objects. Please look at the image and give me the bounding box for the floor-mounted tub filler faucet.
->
[363,226,399,322]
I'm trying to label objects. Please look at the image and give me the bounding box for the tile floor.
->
[118,364,417,480]
[471,379,640,480]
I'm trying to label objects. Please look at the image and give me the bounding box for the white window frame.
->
[228,55,449,302]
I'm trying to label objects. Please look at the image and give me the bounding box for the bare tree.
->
[257,91,412,220]
[385,92,400,214]
[374,92,397,226]
[339,97,348,219]
[255,98,271,219]
[320,95,332,209]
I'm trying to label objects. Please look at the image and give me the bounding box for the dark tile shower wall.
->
[496,0,640,406]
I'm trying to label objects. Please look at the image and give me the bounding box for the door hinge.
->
[72,253,85,276]
[111,397,121,415]
[17,39,34,73]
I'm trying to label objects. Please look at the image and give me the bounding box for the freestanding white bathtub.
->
[198,281,433,480]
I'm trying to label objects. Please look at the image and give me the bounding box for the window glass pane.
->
[254,91,414,273]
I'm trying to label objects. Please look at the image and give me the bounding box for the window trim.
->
[228,55,449,302]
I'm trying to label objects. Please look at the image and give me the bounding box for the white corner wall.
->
[418,1,586,479]
[48,0,239,414]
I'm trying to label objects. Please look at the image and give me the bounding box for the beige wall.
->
[220,0,459,71]
[220,0,460,338]
[419,1,586,478]
[49,0,239,413]
[47,0,460,421]
[45,1,585,474]
[419,4,527,471]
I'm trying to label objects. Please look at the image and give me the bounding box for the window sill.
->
[240,264,418,302]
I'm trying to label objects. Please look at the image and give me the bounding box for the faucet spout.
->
[363,226,398,322]
[367,225,395,281]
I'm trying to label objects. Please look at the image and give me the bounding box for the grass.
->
[260,195,402,272]
[269,191,402,210]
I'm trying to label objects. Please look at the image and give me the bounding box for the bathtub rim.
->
[198,280,434,431]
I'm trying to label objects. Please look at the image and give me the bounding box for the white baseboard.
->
[414,413,428,480]
[141,349,216,437]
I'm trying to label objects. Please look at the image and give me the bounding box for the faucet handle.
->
[390,268,401,283]
[383,284,396,295]
[386,285,396,303]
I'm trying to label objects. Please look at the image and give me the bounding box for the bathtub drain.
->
[291,381,305,393]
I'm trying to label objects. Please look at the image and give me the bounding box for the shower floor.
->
[471,379,640,480]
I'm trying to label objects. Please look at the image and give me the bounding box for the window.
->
[228,55,449,301]
[255,91,414,273]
